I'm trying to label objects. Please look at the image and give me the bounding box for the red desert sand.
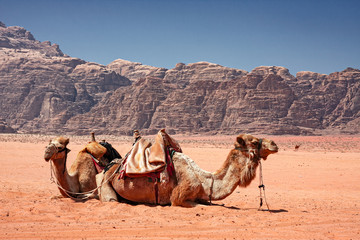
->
[0,134,359,239]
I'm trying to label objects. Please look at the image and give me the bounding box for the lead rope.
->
[209,175,214,205]
[49,159,121,200]
[258,160,271,212]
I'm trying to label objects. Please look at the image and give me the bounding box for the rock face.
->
[0,22,359,135]
[0,22,63,57]
[0,22,131,134]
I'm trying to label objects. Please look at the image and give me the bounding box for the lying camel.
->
[98,133,278,207]
[44,136,119,199]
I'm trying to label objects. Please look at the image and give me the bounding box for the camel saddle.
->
[123,129,182,177]
[82,141,107,159]
[80,141,108,173]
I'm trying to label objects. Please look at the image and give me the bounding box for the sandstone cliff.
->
[0,22,131,134]
[0,22,359,135]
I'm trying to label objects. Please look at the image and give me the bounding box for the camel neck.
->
[209,150,258,201]
[51,152,77,197]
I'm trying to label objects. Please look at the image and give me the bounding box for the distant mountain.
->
[0,21,359,135]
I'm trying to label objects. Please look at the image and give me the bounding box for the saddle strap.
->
[90,153,105,173]
[154,179,159,205]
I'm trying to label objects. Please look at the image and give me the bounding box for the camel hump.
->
[83,141,107,159]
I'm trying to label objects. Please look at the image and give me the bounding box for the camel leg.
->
[97,168,118,202]
[170,178,201,207]
[77,171,98,199]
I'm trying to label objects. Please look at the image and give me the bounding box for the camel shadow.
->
[259,208,288,213]
[50,195,98,202]
[205,203,288,213]
[56,195,289,213]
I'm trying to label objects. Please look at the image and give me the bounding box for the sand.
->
[0,134,359,239]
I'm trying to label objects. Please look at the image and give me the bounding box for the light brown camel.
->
[44,136,109,199]
[98,133,278,207]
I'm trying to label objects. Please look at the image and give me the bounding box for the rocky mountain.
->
[0,22,359,135]
[0,22,131,134]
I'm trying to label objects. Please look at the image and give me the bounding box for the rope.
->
[258,160,271,212]
[209,175,214,205]
[49,160,120,200]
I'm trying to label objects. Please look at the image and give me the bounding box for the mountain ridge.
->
[0,22,359,135]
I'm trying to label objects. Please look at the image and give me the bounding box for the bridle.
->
[47,142,69,174]
[258,138,263,155]
[234,138,263,161]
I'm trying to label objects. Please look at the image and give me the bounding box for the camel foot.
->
[50,195,65,200]
[196,199,211,205]
[171,200,197,208]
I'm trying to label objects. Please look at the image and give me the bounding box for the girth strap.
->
[154,179,159,205]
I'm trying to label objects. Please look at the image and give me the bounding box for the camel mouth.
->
[272,147,279,153]
[260,142,278,160]
[44,150,53,161]
[269,142,279,153]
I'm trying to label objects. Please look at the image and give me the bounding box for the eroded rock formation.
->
[0,22,359,135]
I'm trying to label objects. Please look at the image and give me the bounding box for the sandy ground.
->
[0,133,359,240]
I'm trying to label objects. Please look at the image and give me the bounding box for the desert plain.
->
[0,133,359,240]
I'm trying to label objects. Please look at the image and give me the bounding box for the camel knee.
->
[170,183,199,207]
[98,174,118,202]
[96,172,104,188]
[170,190,196,208]
[99,182,118,202]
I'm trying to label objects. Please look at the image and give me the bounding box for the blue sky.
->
[1,0,359,75]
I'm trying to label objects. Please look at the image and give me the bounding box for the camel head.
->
[259,137,278,160]
[44,137,70,161]
[235,134,278,160]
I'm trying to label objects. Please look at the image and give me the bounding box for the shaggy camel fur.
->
[44,136,108,199]
[98,134,278,207]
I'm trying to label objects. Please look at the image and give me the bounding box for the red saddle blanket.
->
[121,129,182,178]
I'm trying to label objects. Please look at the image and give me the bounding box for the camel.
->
[44,135,119,199]
[98,133,278,207]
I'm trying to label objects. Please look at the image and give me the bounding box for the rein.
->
[235,138,271,211]
[256,138,271,211]
[209,175,214,205]
[258,160,270,212]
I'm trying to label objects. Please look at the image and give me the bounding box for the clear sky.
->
[1,0,359,75]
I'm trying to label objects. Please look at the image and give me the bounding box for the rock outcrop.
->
[0,118,15,133]
[0,22,359,135]
[0,22,131,133]
[0,22,63,57]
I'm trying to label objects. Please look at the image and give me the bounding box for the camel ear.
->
[235,135,246,148]
[64,138,69,146]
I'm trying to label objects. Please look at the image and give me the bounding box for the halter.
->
[47,142,69,174]
[258,138,263,153]
[234,138,263,161]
